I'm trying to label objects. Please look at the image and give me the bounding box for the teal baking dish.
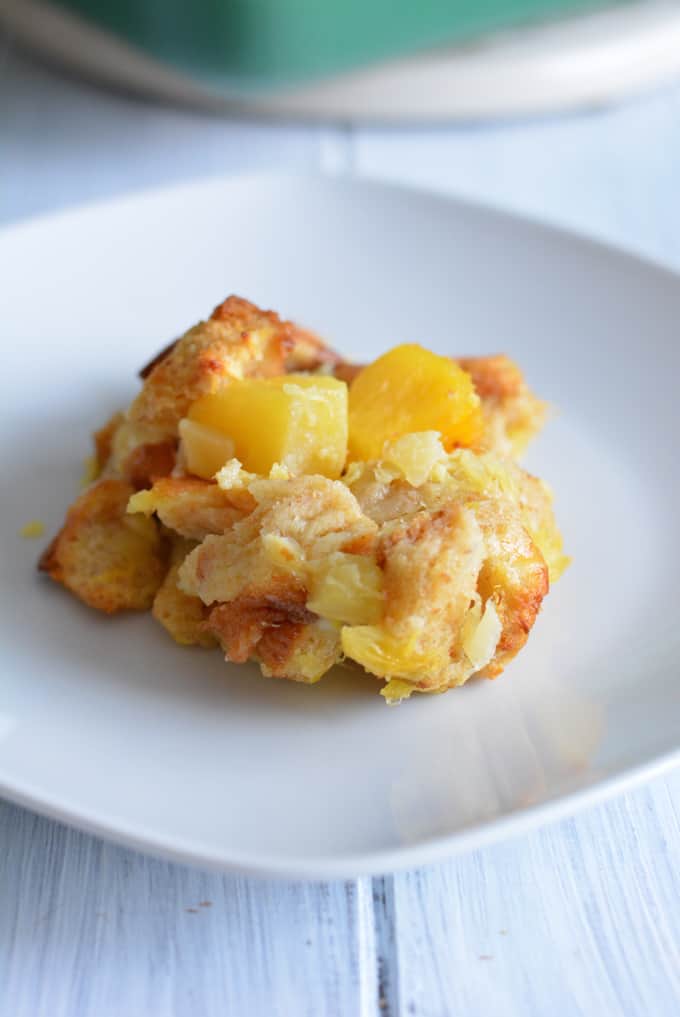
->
[53,0,619,88]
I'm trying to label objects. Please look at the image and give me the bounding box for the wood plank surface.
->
[2,44,680,1017]
[0,801,376,1017]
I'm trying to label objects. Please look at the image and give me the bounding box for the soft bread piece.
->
[152,535,216,647]
[40,478,166,613]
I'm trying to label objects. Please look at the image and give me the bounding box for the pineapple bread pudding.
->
[40,295,568,703]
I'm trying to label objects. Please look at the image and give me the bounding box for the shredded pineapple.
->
[341,625,447,681]
[381,431,447,486]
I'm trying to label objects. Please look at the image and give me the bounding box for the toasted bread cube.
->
[152,536,217,647]
[188,374,348,478]
[39,479,166,613]
[348,344,482,461]
[129,296,291,435]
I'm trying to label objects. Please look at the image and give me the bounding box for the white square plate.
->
[1,175,678,878]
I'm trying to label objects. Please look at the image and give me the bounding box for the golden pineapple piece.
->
[380,431,447,486]
[460,597,503,671]
[341,625,445,682]
[307,552,384,626]
[178,418,236,480]
[348,344,482,461]
[188,374,348,479]
[337,353,547,460]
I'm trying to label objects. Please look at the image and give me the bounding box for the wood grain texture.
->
[2,775,679,1016]
[3,44,680,1017]
[0,800,376,1017]
[389,771,680,1017]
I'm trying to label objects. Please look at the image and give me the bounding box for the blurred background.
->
[5,0,680,117]
[3,0,680,272]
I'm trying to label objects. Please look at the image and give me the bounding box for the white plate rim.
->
[5,166,680,282]
[1,739,678,879]
[2,171,680,879]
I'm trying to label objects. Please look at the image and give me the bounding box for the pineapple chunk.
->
[188,374,348,478]
[307,553,384,626]
[341,624,447,680]
[382,432,447,486]
[178,418,236,480]
[348,344,482,461]
[381,679,419,704]
[461,597,502,670]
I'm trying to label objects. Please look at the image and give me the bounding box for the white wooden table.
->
[2,46,680,1017]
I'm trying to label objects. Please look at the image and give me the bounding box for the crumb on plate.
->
[20,519,45,539]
